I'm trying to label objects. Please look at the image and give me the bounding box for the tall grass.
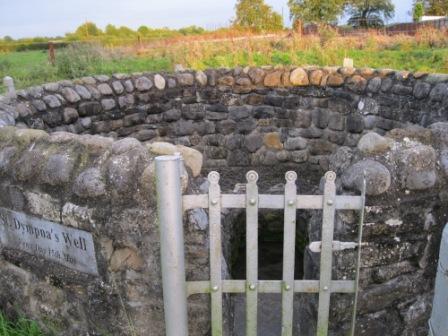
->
[0,312,44,336]
[1,27,447,92]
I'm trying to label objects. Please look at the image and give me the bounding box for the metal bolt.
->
[285,284,291,291]
[249,283,256,290]
[212,285,219,292]
[323,286,329,291]
[249,199,256,206]
[211,199,218,205]
[327,199,334,206]
[288,200,295,206]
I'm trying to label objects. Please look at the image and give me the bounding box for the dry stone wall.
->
[0,66,447,335]
[1,66,448,181]
[0,127,212,336]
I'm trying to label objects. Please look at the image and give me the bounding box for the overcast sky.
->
[1,0,414,39]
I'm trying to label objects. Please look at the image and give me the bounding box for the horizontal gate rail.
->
[183,194,363,211]
[186,279,356,296]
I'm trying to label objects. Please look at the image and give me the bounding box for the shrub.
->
[55,43,105,78]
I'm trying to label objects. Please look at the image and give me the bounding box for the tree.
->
[234,0,284,31]
[346,0,395,28]
[105,24,119,36]
[423,0,448,15]
[74,22,103,39]
[288,0,346,24]
[413,1,425,21]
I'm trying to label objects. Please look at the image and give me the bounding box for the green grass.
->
[0,312,44,336]
[0,49,171,92]
[1,46,447,93]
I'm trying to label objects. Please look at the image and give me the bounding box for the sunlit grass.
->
[1,27,448,93]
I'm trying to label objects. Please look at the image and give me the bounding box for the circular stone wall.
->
[0,66,447,335]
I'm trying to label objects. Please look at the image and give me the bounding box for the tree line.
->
[235,0,447,31]
[1,0,447,46]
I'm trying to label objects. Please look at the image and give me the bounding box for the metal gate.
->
[155,155,366,336]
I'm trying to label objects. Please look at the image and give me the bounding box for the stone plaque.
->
[0,207,98,275]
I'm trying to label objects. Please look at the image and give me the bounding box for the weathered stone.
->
[111,81,124,94]
[346,114,364,133]
[229,106,250,120]
[134,129,157,141]
[16,103,33,118]
[63,107,79,124]
[264,71,283,87]
[43,95,62,108]
[290,68,309,86]
[154,74,166,90]
[324,129,346,145]
[163,108,182,122]
[263,132,282,149]
[95,75,110,82]
[413,81,431,99]
[347,75,367,92]
[110,247,144,271]
[124,79,134,92]
[61,88,80,103]
[79,101,102,116]
[27,86,44,98]
[40,153,75,185]
[217,120,236,134]
[218,75,235,87]
[73,168,106,198]
[309,70,324,86]
[429,83,448,101]
[290,149,308,163]
[399,145,437,190]
[176,73,194,86]
[195,71,207,86]
[31,99,46,112]
[342,159,391,195]
[248,67,265,85]
[327,73,344,86]
[284,137,307,150]
[96,83,112,96]
[44,82,60,92]
[75,85,92,99]
[182,104,206,120]
[118,94,135,109]
[357,132,393,154]
[244,133,264,153]
[367,77,382,93]
[0,146,17,174]
[147,142,203,177]
[101,98,116,111]
[312,109,329,129]
[135,76,153,91]
[392,84,413,95]
[328,113,345,131]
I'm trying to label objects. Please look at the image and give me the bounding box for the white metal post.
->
[155,155,189,336]
[3,76,16,99]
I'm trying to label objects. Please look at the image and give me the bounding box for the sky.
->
[0,0,414,39]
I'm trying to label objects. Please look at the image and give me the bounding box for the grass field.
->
[0,312,44,336]
[1,29,448,93]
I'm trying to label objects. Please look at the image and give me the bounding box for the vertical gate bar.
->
[155,155,189,336]
[208,172,223,336]
[281,171,298,336]
[316,171,337,336]
[349,173,366,336]
[246,171,259,336]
